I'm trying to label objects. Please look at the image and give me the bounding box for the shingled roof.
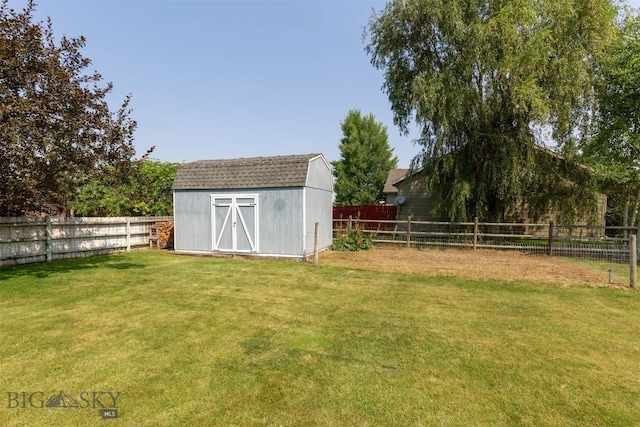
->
[383,167,426,195]
[383,169,409,194]
[172,153,324,190]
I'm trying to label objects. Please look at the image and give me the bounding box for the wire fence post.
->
[473,217,478,250]
[45,216,52,262]
[630,234,637,289]
[406,216,411,248]
[547,221,554,256]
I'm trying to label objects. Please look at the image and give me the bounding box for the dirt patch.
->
[320,246,621,287]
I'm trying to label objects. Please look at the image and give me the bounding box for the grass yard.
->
[0,249,639,426]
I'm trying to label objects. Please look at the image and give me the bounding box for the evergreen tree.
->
[332,110,398,206]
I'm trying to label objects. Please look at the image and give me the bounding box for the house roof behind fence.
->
[383,169,409,194]
[172,153,324,190]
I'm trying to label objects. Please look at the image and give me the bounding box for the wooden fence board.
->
[0,216,173,267]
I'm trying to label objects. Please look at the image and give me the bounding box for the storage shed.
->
[172,153,333,259]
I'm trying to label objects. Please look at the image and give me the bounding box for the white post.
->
[473,217,478,250]
[630,234,637,289]
[126,220,131,252]
[313,222,319,265]
[45,216,52,262]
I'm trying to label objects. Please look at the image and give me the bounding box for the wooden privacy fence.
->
[0,216,174,267]
[332,205,397,231]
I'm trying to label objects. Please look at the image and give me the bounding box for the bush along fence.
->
[334,216,639,288]
[0,216,174,267]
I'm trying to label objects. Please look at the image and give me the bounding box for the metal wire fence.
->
[333,217,636,264]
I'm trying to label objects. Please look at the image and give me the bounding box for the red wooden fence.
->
[333,205,398,230]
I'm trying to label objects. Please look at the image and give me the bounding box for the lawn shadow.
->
[0,254,145,281]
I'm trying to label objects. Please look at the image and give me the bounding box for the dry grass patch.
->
[321,245,619,286]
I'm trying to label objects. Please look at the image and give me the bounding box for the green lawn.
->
[0,250,639,426]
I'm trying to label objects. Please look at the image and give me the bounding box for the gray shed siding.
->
[174,188,308,257]
[306,155,333,191]
[303,156,333,254]
[257,188,304,256]
[174,190,214,252]
[304,186,333,254]
[173,153,333,258]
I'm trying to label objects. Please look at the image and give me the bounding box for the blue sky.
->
[18,0,421,166]
[12,0,640,167]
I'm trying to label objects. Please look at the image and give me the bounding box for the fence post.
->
[45,216,52,262]
[126,220,131,252]
[473,217,478,250]
[313,222,319,265]
[348,215,352,234]
[630,234,637,289]
[406,216,411,248]
[548,221,554,256]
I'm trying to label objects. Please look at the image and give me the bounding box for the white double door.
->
[212,195,258,252]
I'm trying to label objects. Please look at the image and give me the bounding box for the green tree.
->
[0,0,150,216]
[71,160,180,217]
[582,12,640,228]
[332,110,398,206]
[135,160,181,216]
[69,166,133,217]
[366,0,616,222]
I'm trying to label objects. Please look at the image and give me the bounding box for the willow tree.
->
[366,0,616,222]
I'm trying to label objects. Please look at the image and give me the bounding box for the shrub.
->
[332,220,372,251]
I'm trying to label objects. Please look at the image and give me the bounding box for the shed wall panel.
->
[304,187,333,254]
[174,191,213,252]
[257,188,304,256]
[175,188,306,256]
[205,188,305,256]
[305,156,333,191]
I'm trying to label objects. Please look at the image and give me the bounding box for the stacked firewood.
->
[155,221,174,249]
